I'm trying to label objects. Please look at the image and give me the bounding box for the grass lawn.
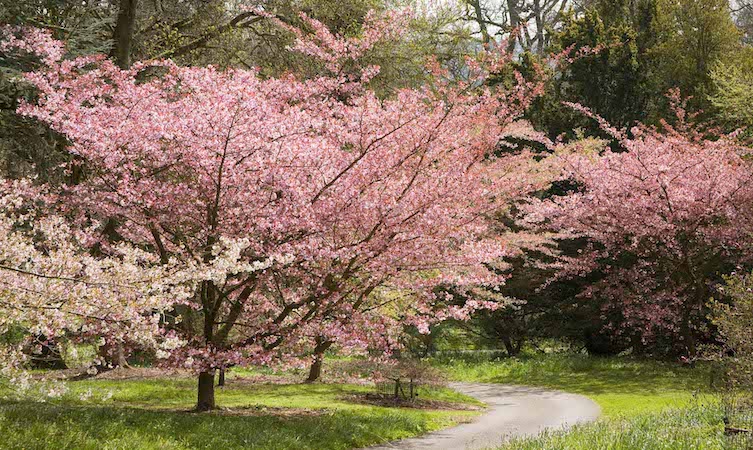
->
[0,372,481,450]
[434,353,710,417]
[433,352,745,449]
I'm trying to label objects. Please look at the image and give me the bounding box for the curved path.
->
[366,382,600,450]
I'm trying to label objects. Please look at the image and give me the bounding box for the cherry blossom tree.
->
[14,10,554,410]
[0,178,191,390]
[526,94,753,357]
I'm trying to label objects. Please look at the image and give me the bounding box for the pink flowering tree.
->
[525,95,753,357]
[15,11,553,410]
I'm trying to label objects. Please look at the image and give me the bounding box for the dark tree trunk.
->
[95,340,129,371]
[111,0,138,68]
[501,335,523,357]
[680,320,698,365]
[29,337,68,370]
[197,371,216,411]
[307,356,323,383]
[630,333,647,356]
[218,368,226,387]
[305,338,332,383]
[468,0,491,44]
[195,279,221,411]
[506,0,522,52]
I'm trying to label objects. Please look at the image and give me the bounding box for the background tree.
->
[651,0,742,112]
[733,0,753,43]
[461,0,574,53]
[709,46,753,136]
[528,0,747,139]
[528,0,661,139]
[525,99,753,357]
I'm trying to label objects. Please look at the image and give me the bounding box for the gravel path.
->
[365,382,601,450]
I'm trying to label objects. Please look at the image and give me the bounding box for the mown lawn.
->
[433,352,747,449]
[0,374,481,450]
[434,353,710,417]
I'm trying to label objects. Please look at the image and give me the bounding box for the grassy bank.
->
[434,353,710,417]
[433,352,744,449]
[0,373,480,450]
[501,403,735,450]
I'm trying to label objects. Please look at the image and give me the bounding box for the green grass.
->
[500,402,738,450]
[0,375,481,450]
[432,352,744,449]
[434,353,710,417]
[5,354,735,449]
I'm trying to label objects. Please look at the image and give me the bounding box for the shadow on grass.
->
[0,400,453,450]
[69,379,370,408]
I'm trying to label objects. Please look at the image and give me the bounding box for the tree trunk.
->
[306,356,324,383]
[29,336,68,370]
[681,322,697,365]
[305,338,332,383]
[95,340,129,371]
[115,343,128,367]
[111,0,138,68]
[469,0,491,44]
[196,371,216,411]
[506,0,522,52]
[501,335,522,357]
[218,368,226,387]
[532,0,545,55]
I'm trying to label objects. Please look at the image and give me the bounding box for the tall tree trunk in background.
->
[306,338,333,383]
[111,0,138,68]
[197,371,216,411]
[533,0,546,55]
[468,0,492,44]
[506,0,522,52]
[218,368,226,387]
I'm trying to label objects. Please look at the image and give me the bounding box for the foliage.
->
[532,0,747,139]
[715,273,753,390]
[0,24,72,183]
[709,48,753,136]
[652,0,742,110]
[531,0,661,138]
